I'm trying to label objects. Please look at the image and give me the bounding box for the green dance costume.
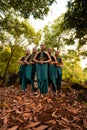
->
[19,56,27,90]
[48,56,57,92]
[56,57,62,92]
[35,51,49,94]
[25,54,36,91]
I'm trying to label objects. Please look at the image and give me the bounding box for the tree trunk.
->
[1,49,14,87]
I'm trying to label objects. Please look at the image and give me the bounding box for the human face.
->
[48,48,52,54]
[25,49,30,56]
[32,48,37,54]
[40,44,45,51]
[55,51,59,57]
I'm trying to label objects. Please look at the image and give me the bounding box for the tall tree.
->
[64,0,87,46]
[0,12,41,86]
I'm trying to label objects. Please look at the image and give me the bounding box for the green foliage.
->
[0,45,24,76]
[43,15,79,50]
[83,67,87,82]
[63,62,85,83]
[0,10,41,45]
[8,46,24,74]
[43,11,87,53]
[62,50,85,83]
[43,15,64,49]
[64,0,87,45]
[0,0,56,19]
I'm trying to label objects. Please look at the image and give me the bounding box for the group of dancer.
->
[18,43,64,96]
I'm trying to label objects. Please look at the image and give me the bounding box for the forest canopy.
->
[0,0,56,19]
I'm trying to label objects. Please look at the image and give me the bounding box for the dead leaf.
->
[15,96,22,101]
[16,118,24,123]
[16,109,22,114]
[7,125,19,130]
[33,116,38,122]
[22,112,31,117]
[4,116,8,124]
[47,127,54,130]
[5,109,15,113]
[24,122,40,128]
[35,103,43,112]
[29,115,33,121]
[62,117,70,124]
[52,111,57,118]
[45,120,56,125]
[71,123,82,130]
[2,101,9,108]
[30,103,36,108]
[47,98,53,103]
[57,120,71,129]
[33,125,48,130]
[66,106,78,114]
[57,120,68,125]
[61,128,71,130]
[83,118,87,128]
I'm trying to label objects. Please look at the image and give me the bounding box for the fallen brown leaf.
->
[45,120,56,125]
[32,125,48,130]
[22,112,31,117]
[71,123,82,130]
[52,111,57,118]
[24,122,40,128]
[62,117,70,124]
[7,125,19,130]
[16,118,24,123]
[66,106,78,114]
[83,118,87,128]
[4,116,8,124]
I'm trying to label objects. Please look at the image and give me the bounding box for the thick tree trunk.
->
[1,49,14,87]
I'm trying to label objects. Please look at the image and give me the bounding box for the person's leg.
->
[31,80,35,92]
[21,76,28,90]
[31,64,36,92]
[52,81,56,92]
[57,75,62,92]
[58,67,62,93]
[21,65,27,91]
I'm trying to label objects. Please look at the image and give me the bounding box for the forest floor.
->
[0,83,87,130]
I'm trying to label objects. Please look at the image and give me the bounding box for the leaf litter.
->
[0,86,87,130]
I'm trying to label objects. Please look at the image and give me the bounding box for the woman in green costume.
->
[18,49,30,90]
[25,47,37,93]
[48,48,57,94]
[33,43,51,95]
[55,50,64,94]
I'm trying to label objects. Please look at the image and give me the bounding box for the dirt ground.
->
[0,84,87,130]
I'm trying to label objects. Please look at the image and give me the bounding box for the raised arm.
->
[43,52,51,63]
[24,55,30,64]
[33,52,40,63]
[56,57,64,67]
[52,55,57,64]
[18,57,26,65]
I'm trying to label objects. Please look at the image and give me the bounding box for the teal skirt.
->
[48,64,57,91]
[36,63,48,94]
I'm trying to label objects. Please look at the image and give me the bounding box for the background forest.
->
[0,0,87,86]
